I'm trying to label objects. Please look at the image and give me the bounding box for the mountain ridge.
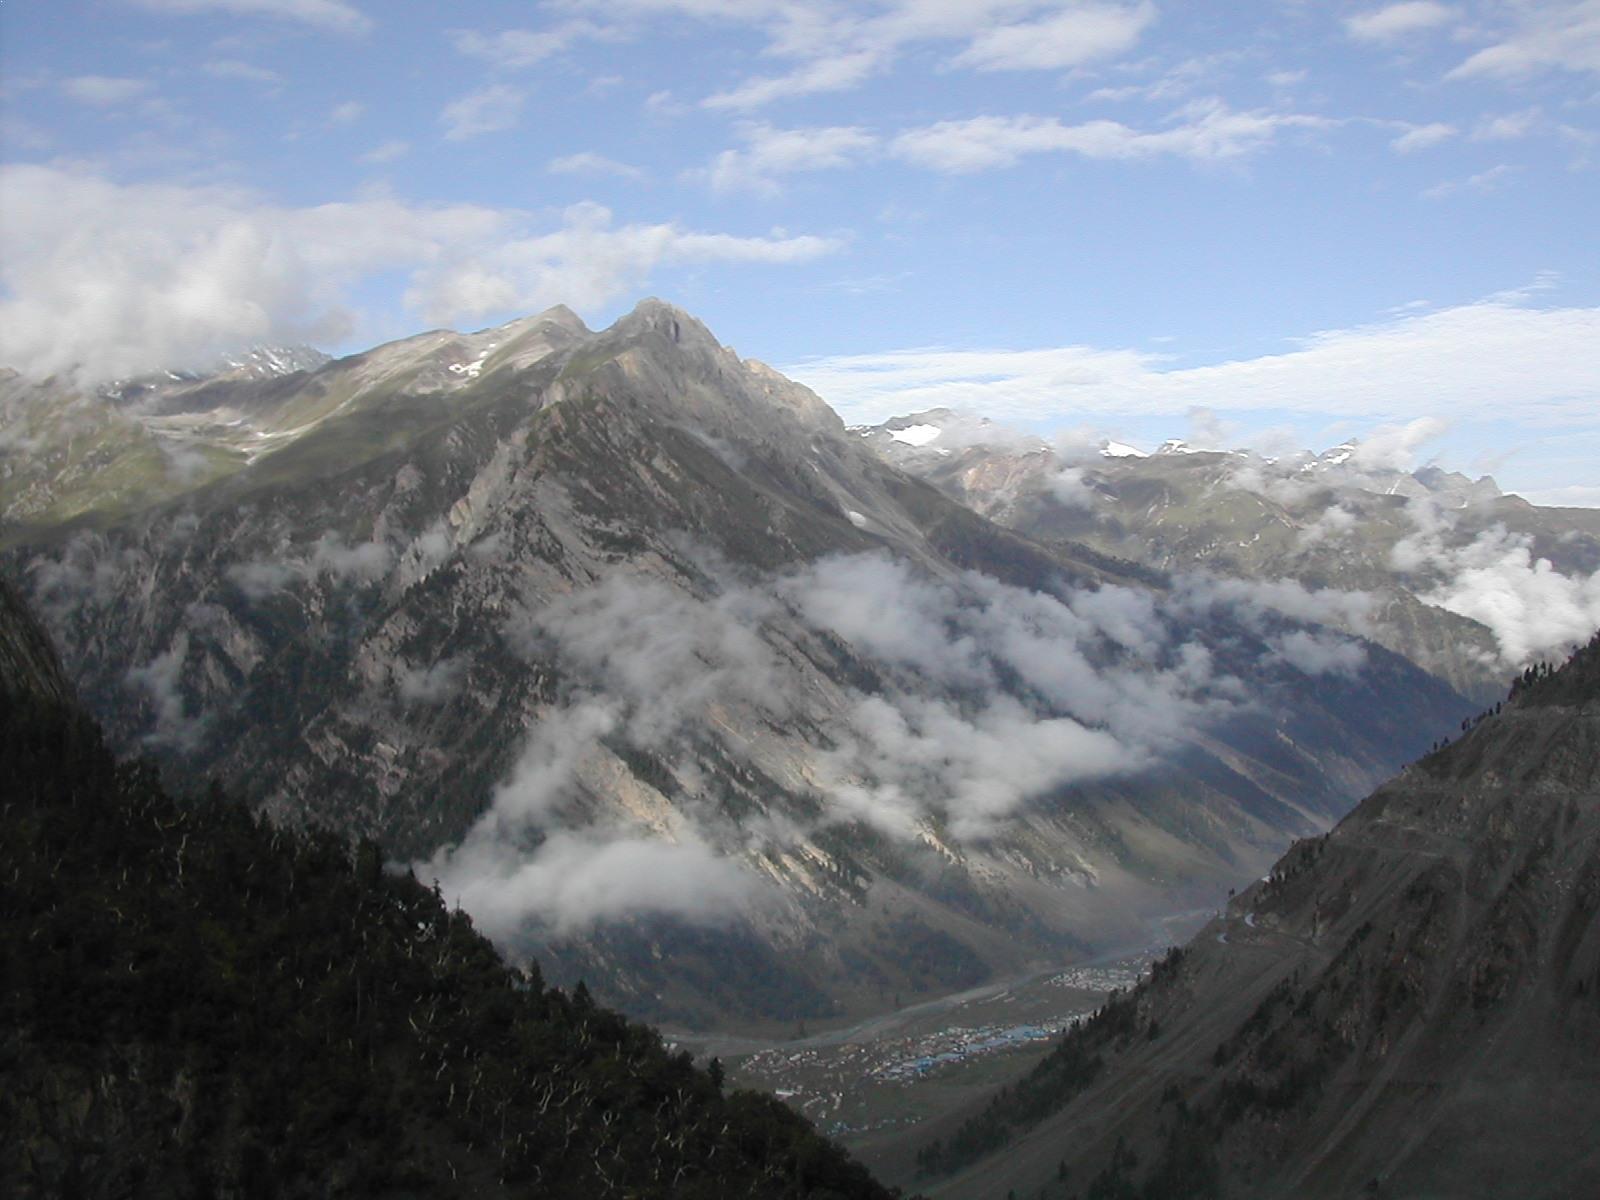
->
[855,407,1600,702]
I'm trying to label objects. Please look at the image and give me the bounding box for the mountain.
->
[912,633,1600,1199]
[0,577,896,1199]
[0,345,332,538]
[3,302,1472,1027]
[856,409,1600,703]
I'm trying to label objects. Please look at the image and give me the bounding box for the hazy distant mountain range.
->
[856,409,1600,703]
[3,303,1475,1027]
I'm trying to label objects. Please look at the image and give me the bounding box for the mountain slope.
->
[0,579,895,1200]
[915,633,1600,1199]
[5,303,1472,1027]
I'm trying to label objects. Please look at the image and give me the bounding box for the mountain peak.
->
[608,296,720,350]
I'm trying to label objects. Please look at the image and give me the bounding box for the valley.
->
[3,301,1474,1031]
[673,908,1210,1187]
[4,299,1595,1198]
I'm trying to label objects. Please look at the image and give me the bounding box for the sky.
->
[1,0,1598,503]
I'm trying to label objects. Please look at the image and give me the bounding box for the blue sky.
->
[2,0,1598,501]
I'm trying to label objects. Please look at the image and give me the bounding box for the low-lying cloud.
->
[1394,502,1600,665]
[424,549,1365,937]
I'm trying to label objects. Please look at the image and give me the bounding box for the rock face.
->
[0,577,75,707]
[917,635,1600,1200]
[4,302,1471,1027]
[856,410,1600,703]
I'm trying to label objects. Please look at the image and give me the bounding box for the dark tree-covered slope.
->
[0,582,898,1200]
[915,633,1600,1200]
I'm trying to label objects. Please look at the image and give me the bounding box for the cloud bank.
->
[0,165,838,385]
[1394,501,1600,665]
[786,293,1600,428]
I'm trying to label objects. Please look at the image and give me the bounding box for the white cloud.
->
[1390,121,1456,153]
[548,151,646,180]
[1345,2,1457,43]
[450,20,610,69]
[425,827,757,939]
[1423,162,1520,199]
[603,1,1157,109]
[1393,509,1600,665]
[61,76,152,105]
[704,50,883,109]
[785,291,1600,428]
[1449,1,1600,79]
[440,84,526,140]
[701,123,878,194]
[1472,109,1539,140]
[1174,573,1377,639]
[1348,416,1448,472]
[891,100,1333,173]
[0,165,838,383]
[359,138,409,164]
[1518,484,1600,508]
[953,2,1155,72]
[1267,629,1368,677]
[328,99,364,124]
[127,0,372,35]
[125,634,208,751]
[203,58,281,83]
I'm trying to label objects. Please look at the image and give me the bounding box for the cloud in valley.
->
[425,549,1362,934]
[1393,502,1600,665]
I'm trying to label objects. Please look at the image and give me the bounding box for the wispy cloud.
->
[589,0,1158,109]
[1423,162,1520,198]
[548,151,647,181]
[439,84,527,140]
[1345,2,1457,43]
[450,20,612,69]
[786,290,1600,427]
[202,58,282,83]
[358,138,409,164]
[891,100,1333,173]
[61,76,153,106]
[1449,1,1600,79]
[699,123,878,194]
[704,50,882,110]
[127,0,373,35]
[953,1,1156,72]
[1390,120,1456,153]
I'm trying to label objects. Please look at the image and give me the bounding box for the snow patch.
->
[1101,440,1147,459]
[888,423,942,447]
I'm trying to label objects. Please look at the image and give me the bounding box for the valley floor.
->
[669,908,1213,1193]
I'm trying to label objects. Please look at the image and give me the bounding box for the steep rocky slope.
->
[914,633,1600,1199]
[858,410,1600,703]
[0,578,896,1200]
[4,304,1471,1026]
